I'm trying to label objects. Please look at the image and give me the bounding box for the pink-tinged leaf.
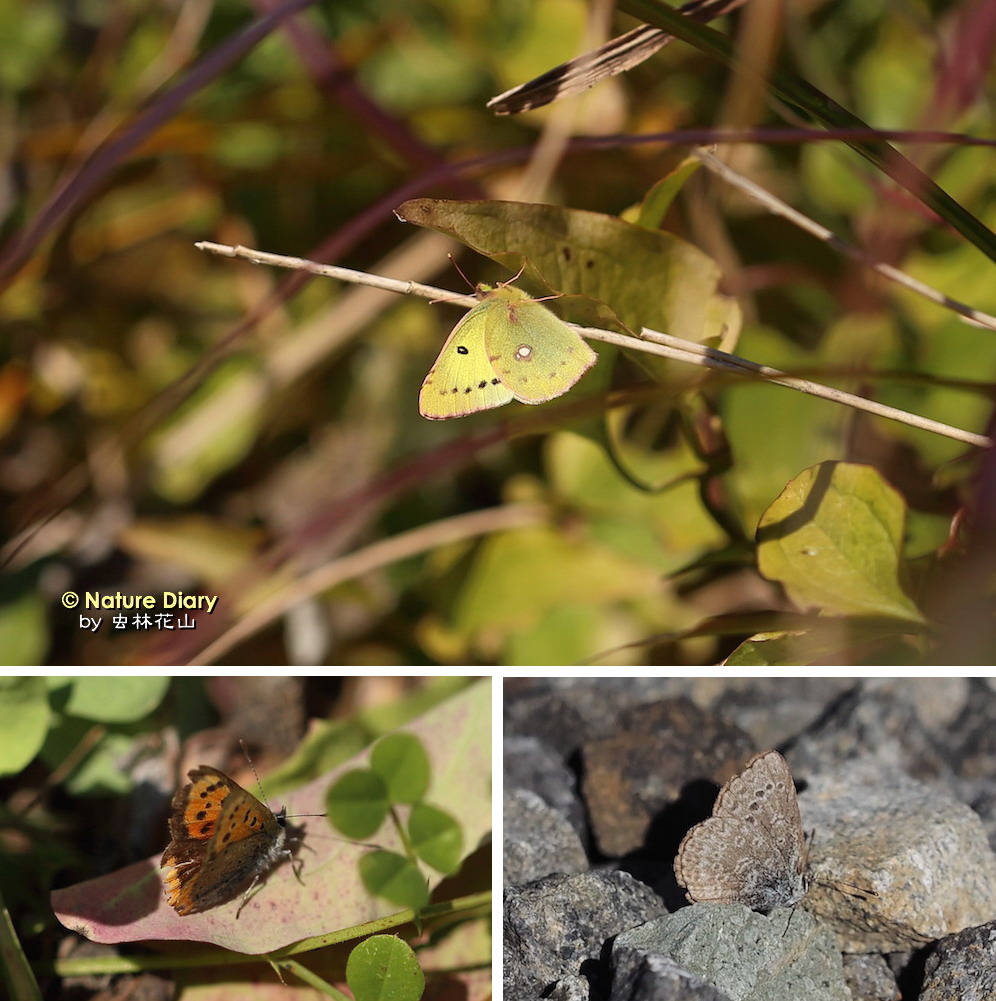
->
[51,681,491,952]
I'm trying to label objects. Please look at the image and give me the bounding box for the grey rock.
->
[548,975,592,1001]
[788,682,954,783]
[580,698,753,857]
[866,677,968,734]
[504,789,588,886]
[841,954,900,1001]
[505,678,857,755]
[705,678,859,752]
[504,870,666,999]
[614,904,849,1001]
[611,949,733,1001]
[786,680,996,847]
[800,758,996,952]
[920,919,996,1001]
[503,681,633,754]
[938,678,996,837]
[504,735,587,838]
[503,679,996,1001]
[968,787,996,855]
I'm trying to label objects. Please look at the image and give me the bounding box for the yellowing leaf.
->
[396,198,741,393]
[757,462,924,622]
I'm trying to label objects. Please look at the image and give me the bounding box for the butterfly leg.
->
[288,848,305,886]
[234,847,297,918]
[235,876,265,919]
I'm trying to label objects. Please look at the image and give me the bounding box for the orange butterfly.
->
[161,766,292,916]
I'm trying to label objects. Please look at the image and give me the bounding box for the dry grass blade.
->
[488,0,747,114]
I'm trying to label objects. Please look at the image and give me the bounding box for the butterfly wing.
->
[419,297,515,419]
[676,816,769,903]
[204,779,283,862]
[483,287,597,405]
[162,766,234,914]
[676,816,807,910]
[190,784,287,912]
[713,751,804,836]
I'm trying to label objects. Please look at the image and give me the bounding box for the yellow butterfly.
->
[419,282,598,420]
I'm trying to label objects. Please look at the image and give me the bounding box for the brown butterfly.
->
[161,766,293,916]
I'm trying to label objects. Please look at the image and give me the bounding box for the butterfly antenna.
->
[447,253,537,298]
[812,875,877,900]
[241,740,331,822]
[447,253,475,291]
[239,738,273,809]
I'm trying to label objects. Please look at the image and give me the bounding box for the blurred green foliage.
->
[1,0,993,665]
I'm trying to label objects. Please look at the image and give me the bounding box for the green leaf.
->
[0,593,47,667]
[756,461,925,622]
[407,803,463,874]
[0,678,49,776]
[629,154,704,229]
[506,603,608,667]
[359,851,430,910]
[357,678,474,735]
[725,631,803,667]
[62,732,137,796]
[346,934,425,1001]
[370,733,430,805]
[64,677,170,723]
[326,768,390,839]
[262,717,373,796]
[359,30,486,113]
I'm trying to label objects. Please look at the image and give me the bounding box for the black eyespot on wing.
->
[457,345,469,355]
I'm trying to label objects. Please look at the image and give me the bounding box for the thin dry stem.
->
[195,240,994,450]
[189,502,547,666]
[692,146,996,332]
